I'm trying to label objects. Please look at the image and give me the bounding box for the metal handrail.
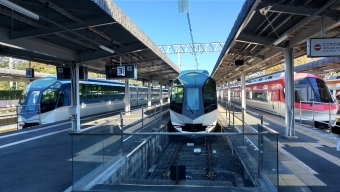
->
[70,132,280,136]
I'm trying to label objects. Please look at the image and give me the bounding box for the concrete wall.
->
[81,123,171,190]
[105,130,169,185]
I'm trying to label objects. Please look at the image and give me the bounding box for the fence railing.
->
[219,97,340,131]
[219,101,279,191]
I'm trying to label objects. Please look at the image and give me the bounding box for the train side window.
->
[41,89,59,113]
[92,85,98,99]
[79,84,84,100]
[85,84,91,99]
[57,91,64,108]
[98,85,103,98]
[103,86,108,98]
[108,86,113,98]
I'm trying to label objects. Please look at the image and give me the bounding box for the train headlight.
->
[174,125,182,131]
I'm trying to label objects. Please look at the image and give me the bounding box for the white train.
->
[170,70,217,133]
[17,76,167,128]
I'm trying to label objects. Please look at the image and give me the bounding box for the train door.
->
[271,89,275,110]
[271,88,281,115]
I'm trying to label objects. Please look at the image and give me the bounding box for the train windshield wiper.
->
[186,102,194,114]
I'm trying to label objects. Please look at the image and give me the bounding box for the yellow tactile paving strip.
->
[218,104,329,187]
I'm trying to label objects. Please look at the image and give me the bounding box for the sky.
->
[113,0,245,75]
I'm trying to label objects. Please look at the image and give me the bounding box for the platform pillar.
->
[160,85,163,105]
[167,86,171,103]
[125,79,130,114]
[241,70,246,110]
[228,80,231,104]
[220,83,223,102]
[70,63,80,132]
[284,46,297,139]
[147,81,152,108]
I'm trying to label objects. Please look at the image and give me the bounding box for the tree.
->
[265,55,320,74]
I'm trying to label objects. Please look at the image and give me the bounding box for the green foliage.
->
[0,90,23,100]
[0,57,57,90]
[266,55,320,74]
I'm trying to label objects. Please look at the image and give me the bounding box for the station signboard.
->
[26,68,34,78]
[307,38,340,57]
[152,81,159,87]
[56,66,88,81]
[105,64,137,79]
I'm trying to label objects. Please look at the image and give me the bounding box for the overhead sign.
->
[307,38,340,57]
[106,64,137,79]
[56,66,88,81]
[152,81,159,86]
[26,68,34,78]
[117,66,125,76]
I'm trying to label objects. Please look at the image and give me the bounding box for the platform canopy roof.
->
[212,0,340,84]
[0,0,180,85]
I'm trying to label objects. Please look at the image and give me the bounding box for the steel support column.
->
[167,86,171,103]
[148,81,152,108]
[220,83,224,101]
[241,70,246,110]
[160,86,163,105]
[284,47,297,139]
[70,63,80,131]
[125,79,130,113]
[228,81,231,103]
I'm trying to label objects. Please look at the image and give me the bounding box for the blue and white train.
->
[17,76,167,128]
[169,70,218,133]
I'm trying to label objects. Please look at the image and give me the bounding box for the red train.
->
[223,72,338,127]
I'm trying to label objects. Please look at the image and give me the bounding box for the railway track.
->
[147,136,248,187]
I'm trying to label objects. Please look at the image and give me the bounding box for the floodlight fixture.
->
[99,45,115,54]
[0,0,39,20]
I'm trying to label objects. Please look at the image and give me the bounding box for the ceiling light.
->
[99,45,115,54]
[0,0,39,20]
[247,58,254,63]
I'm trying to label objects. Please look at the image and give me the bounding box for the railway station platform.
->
[217,101,340,192]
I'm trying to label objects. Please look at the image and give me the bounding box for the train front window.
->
[25,91,41,111]
[19,89,29,105]
[41,89,60,113]
[186,88,199,110]
[180,73,207,85]
[31,77,57,88]
[203,85,217,113]
[295,77,334,103]
[170,86,184,113]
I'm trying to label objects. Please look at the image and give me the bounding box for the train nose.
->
[190,125,197,132]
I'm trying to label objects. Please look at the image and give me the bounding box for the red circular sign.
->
[314,44,321,51]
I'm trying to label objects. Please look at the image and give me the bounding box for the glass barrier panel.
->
[72,132,278,191]
[72,134,105,189]
[261,133,279,191]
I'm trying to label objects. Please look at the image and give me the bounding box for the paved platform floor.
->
[218,102,340,192]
